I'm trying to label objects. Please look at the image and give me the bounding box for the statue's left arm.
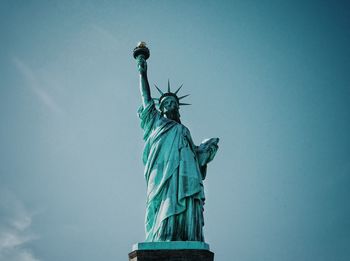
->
[194,138,219,179]
[196,138,219,163]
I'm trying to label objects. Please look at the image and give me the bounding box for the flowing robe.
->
[138,101,206,242]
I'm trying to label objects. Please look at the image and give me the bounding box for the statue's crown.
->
[153,80,190,107]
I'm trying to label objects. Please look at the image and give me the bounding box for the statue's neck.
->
[164,111,181,124]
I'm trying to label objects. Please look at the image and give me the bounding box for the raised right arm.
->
[136,56,152,107]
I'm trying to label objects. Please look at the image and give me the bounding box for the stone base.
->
[128,242,214,261]
[129,249,214,261]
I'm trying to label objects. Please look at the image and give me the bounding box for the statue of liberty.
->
[133,42,219,242]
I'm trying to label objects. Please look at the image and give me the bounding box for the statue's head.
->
[154,80,190,123]
[160,95,179,113]
[160,95,181,122]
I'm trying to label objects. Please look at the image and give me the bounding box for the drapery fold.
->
[138,102,205,242]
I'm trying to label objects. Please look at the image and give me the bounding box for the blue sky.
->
[0,1,349,260]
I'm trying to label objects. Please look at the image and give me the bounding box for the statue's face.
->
[161,96,179,113]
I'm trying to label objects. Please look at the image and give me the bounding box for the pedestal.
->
[128,241,214,261]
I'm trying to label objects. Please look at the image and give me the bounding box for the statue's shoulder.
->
[138,101,158,118]
[179,124,193,139]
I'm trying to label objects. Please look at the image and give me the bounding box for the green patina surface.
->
[132,241,210,251]
[133,42,219,243]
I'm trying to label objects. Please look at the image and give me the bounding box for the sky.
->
[0,0,349,260]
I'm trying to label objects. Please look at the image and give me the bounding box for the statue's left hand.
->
[196,138,219,166]
[207,142,219,162]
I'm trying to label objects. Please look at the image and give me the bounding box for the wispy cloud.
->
[91,25,119,44]
[12,57,63,115]
[0,188,40,261]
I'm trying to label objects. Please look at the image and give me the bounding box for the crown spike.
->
[178,94,190,100]
[174,84,183,94]
[154,84,164,95]
[167,79,171,93]
[179,103,191,106]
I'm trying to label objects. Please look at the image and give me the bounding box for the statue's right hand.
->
[136,56,147,74]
